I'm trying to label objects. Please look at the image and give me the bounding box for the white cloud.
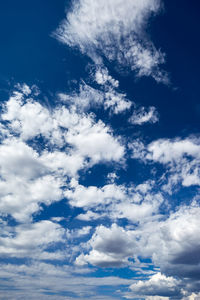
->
[0,261,133,299]
[3,88,125,164]
[67,226,92,239]
[0,220,65,259]
[55,0,168,82]
[110,191,163,222]
[147,138,200,163]
[129,273,182,298]
[2,92,61,143]
[132,203,200,287]
[0,138,64,221]
[95,67,119,88]
[66,179,163,224]
[0,86,125,221]
[75,224,137,267]
[15,83,32,96]
[104,90,132,114]
[76,210,104,221]
[59,69,132,115]
[147,137,200,189]
[65,119,124,164]
[94,67,132,114]
[129,137,200,190]
[58,83,104,112]
[65,179,127,208]
[129,106,159,125]
[74,201,200,294]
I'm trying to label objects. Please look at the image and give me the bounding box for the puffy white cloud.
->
[147,138,200,163]
[110,191,163,223]
[67,226,92,239]
[55,0,168,82]
[73,201,200,294]
[4,88,124,164]
[0,138,45,180]
[133,204,200,287]
[65,179,127,208]
[2,91,62,144]
[76,224,136,267]
[65,118,124,164]
[0,86,126,222]
[130,272,181,298]
[129,106,159,125]
[0,138,64,221]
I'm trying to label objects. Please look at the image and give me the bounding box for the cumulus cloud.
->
[0,138,64,221]
[0,85,125,221]
[75,224,136,267]
[65,179,127,208]
[75,202,200,296]
[126,204,200,296]
[129,273,182,298]
[55,0,168,82]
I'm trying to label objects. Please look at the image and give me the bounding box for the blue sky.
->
[0,0,200,299]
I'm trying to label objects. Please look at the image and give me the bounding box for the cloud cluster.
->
[55,0,168,82]
[0,261,133,300]
[129,273,182,298]
[67,179,164,224]
[130,136,200,192]
[147,137,200,190]
[1,84,200,299]
[0,86,125,221]
[74,202,200,297]
[76,223,136,267]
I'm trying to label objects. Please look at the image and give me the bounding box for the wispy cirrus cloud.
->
[129,106,159,125]
[55,0,168,83]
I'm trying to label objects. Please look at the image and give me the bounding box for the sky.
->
[0,0,200,299]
